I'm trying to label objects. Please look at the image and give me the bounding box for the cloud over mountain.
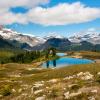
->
[0,1,100,26]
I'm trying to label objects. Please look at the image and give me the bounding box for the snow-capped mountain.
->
[44,33,64,40]
[69,32,100,44]
[0,26,45,47]
[0,25,100,50]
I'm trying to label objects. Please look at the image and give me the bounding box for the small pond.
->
[42,53,94,68]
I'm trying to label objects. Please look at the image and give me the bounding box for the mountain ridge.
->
[0,27,45,47]
[69,32,100,44]
[0,27,100,51]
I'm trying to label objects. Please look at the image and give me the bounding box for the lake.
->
[56,53,67,56]
[42,53,94,68]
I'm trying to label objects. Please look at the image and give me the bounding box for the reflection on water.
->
[42,57,94,68]
[42,53,94,68]
[46,60,57,68]
[53,60,56,67]
[46,61,49,68]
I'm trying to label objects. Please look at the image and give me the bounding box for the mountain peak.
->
[0,27,45,47]
[69,32,100,44]
[44,33,64,40]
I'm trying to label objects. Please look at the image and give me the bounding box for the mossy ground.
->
[0,51,100,99]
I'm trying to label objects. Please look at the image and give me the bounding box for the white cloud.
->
[0,0,49,25]
[27,2,100,26]
[0,10,27,25]
[0,0,49,9]
[0,1,100,26]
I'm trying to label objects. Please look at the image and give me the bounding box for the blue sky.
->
[1,0,100,37]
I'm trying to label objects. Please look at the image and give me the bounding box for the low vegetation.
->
[0,63,100,99]
[67,51,100,59]
[0,49,24,64]
[0,51,100,99]
[0,48,59,64]
[80,51,100,59]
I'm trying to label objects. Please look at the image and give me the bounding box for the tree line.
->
[0,47,57,64]
[0,51,43,64]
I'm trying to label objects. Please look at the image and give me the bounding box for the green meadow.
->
[0,51,100,99]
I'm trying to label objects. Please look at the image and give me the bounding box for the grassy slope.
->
[0,63,99,82]
[80,51,100,59]
[0,49,24,58]
[0,51,100,99]
[0,51,100,82]
[0,62,99,98]
[24,63,100,82]
[0,49,25,63]
[0,51,14,58]
[67,51,100,59]
[0,50,14,63]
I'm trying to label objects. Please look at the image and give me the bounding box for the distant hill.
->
[32,38,71,51]
[32,39,100,51]
[8,40,32,50]
[43,38,71,50]
[0,35,14,49]
[68,41,100,51]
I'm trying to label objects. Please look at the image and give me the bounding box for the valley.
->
[0,27,100,100]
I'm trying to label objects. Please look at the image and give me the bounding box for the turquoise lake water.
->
[42,53,94,68]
